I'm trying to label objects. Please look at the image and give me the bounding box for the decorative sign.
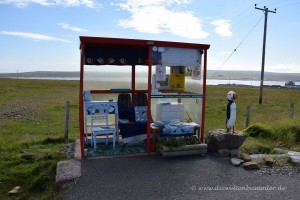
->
[84,46,203,66]
[96,58,105,64]
[155,65,166,81]
[84,47,149,65]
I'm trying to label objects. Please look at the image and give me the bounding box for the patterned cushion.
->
[134,106,147,122]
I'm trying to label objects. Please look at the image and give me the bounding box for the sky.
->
[0,0,300,74]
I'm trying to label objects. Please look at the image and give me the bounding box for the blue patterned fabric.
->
[161,122,197,137]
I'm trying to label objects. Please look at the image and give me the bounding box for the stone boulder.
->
[243,161,260,170]
[240,153,252,162]
[205,129,245,152]
[56,159,81,190]
[231,158,244,166]
[264,156,275,166]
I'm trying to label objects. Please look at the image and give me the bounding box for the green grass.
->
[241,119,300,153]
[205,85,300,133]
[205,85,300,155]
[0,78,79,199]
[1,79,300,199]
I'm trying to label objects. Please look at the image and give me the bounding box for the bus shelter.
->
[79,36,210,159]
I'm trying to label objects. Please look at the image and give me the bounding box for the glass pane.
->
[151,47,204,95]
[83,65,132,90]
[135,65,148,90]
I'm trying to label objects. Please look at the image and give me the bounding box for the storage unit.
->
[169,74,185,92]
[169,66,186,92]
[156,102,184,122]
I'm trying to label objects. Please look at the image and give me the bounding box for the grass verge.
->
[0,79,79,199]
[241,119,300,154]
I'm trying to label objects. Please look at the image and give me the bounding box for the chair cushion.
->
[134,106,147,122]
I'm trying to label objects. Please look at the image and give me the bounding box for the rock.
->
[231,158,244,166]
[240,153,252,162]
[8,186,22,196]
[229,149,239,157]
[56,159,81,190]
[243,161,260,170]
[60,142,76,158]
[264,156,274,166]
[205,129,245,152]
[287,151,300,164]
[218,149,229,158]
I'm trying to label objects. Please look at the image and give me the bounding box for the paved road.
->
[60,154,300,200]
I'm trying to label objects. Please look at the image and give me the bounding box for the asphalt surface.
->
[60,154,300,200]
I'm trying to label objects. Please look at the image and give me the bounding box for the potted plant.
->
[158,136,207,157]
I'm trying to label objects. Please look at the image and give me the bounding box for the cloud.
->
[211,19,232,38]
[116,0,208,39]
[0,0,102,9]
[0,31,70,42]
[58,23,87,32]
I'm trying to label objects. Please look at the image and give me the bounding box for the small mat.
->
[86,140,146,157]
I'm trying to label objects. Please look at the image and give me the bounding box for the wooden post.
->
[246,106,251,128]
[64,101,70,143]
[290,102,294,119]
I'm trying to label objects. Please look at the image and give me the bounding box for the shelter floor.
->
[85,139,146,157]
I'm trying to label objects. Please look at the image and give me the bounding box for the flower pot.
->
[159,143,207,158]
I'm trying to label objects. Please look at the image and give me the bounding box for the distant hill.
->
[0,71,80,78]
[0,70,299,82]
[207,70,300,82]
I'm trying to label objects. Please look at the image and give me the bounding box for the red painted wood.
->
[79,44,85,159]
[201,49,208,143]
[146,46,153,153]
[79,36,210,50]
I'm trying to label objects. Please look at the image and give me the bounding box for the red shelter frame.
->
[79,36,210,159]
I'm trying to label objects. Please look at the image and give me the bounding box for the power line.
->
[208,15,264,80]
[276,1,300,8]
[256,0,299,8]
[206,4,258,42]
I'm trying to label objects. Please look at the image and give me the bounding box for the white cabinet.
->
[156,102,184,122]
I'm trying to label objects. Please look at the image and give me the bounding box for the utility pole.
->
[255,4,276,104]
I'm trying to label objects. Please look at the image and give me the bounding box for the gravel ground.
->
[60,142,76,158]
[60,154,300,200]
[255,165,300,176]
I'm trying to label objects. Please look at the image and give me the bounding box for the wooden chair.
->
[89,103,116,149]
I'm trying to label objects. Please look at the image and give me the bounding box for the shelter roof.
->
[79,36,210,50]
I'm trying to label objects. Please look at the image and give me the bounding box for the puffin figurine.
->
[226,91,238,133]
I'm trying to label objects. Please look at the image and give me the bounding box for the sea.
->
[6,76,298,87]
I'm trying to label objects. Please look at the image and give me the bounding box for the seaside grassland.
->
[206,85,300,154]
[205,85,300,131]
[0,78,300,199]
[0,78,79,199]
